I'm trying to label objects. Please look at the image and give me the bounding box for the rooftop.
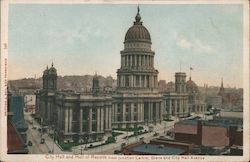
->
[7,121,28,154]
[131,144,186,155]
[178,118,241,128]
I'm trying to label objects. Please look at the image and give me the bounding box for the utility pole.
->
[52,125,55,154]
[80,146,83,155]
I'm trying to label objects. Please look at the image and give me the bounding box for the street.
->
[24,113,67,154]
[24,112,177,154]
[72,120,177,154]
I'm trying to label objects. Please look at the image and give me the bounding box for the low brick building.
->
[174,119,243,147]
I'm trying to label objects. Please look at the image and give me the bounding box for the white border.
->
[1,0,249,162]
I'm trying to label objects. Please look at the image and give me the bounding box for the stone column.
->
[175,100,178,116]
[150,56,152,67]
[114,104,117,122]
[180,99,183,115]
[131,103,134,121]
[100,108,104,131]
[126,55,128,67]
[64,107,68,133]
[105,107,109,129]
[152,56,154,68]
[160,102,163,121]
[128,55,129,67]
[148,103,151,121]
[155,103,158,121]
[97,107,100,132]
[124,56,126,67]
[150,76,152,88]
[120,76,122,87]
[123,56,125,67]
[69,107,72,132]
[80,108,83,133]
[123,75,125,87]
[109,107,112,129]
[89,108,92,133]
[147,55,149,67]
[131,75,133,87]
[138,55,140,67]
[151,103,154,121]
[112,104,114,123]
[140,103,143,121]
[142,55,145,67]
[141,103,144,121]
[122,103,126,122]
[137,103,140,121]
[135,55,137,67]
[149,56,151,67]
[169,99,172,115]
[183,99,186,114]
[139,75,142,88]
[121,56,123,67]
[129,55,133,67]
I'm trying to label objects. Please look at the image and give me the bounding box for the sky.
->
[8,3,243,88]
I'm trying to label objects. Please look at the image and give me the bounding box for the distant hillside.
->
[8,75,116,93]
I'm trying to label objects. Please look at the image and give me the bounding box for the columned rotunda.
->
[113,7,163,128]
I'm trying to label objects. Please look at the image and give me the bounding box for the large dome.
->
[124,7,151,43]
[125,25,151,43]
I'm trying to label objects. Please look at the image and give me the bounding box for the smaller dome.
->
[186,77,198,92]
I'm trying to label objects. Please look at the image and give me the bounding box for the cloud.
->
[45,20,109,48]
[176,37,192,49]
[176,35,215,54]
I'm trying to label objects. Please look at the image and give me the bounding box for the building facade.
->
[36,66,112,142]
[112,7,163,128]
[36,7,207,141]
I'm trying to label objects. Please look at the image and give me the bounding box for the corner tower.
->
[175,72,186,93]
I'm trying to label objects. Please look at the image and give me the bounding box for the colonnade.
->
[166,98,189,116]
[112,101,163,125]
[117,74,158,88]
[121,54,154,68]
[63,106,112,134]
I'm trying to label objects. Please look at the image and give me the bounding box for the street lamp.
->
[51,125,55,154]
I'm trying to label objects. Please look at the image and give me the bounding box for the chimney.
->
[197,120,203,145]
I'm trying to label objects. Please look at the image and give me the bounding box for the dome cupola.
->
[48,62,57,75]
[124,6,151,44]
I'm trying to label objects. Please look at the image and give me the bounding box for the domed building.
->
[35,6,207,145]
[113,7,163,128]
[186,77,198,93]
[186,77,206,114]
